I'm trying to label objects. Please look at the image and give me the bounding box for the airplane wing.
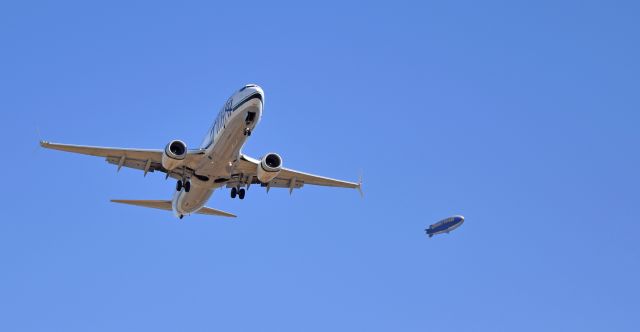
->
[111,199,236,217]
[40,141,205,178]
[234,154,362,195]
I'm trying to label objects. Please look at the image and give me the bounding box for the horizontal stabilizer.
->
[110,199,236,218]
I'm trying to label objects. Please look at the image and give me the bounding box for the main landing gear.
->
[176,180,191,192]
[243,128,252,136]
[230,187,245,200]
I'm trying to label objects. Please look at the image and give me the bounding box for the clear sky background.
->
[1,1,639,331]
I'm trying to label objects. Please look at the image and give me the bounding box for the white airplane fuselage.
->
[172,85,264,217]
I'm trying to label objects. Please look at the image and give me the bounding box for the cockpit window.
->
[240,84,257,92]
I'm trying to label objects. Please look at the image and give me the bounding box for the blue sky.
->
[2,1,639,331]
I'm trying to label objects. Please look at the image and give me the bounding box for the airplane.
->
[40,84,362,219]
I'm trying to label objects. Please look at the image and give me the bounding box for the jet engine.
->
[257,153,282,183]
[162,140,187,170]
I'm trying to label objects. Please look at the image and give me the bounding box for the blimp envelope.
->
[425,215,465,238]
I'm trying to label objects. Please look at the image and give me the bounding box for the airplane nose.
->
[252,85,264,96]
[241,84,264,100]
[253,85,264,97]
[243,84,261,91]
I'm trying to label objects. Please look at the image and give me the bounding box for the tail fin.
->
[111,199,236,218]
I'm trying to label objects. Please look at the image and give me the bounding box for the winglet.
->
[356,172,364,198]
[34,125,44,151]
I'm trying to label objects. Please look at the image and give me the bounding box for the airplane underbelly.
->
[172,186,214,215]
[199,100,262,177]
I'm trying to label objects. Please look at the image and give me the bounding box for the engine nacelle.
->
[257,153,282,183]
[162,140,187,170]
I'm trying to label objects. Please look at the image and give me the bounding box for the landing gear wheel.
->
[184,181,191,193]
[230,187,237,198]
[176,180,183,191]
[179,215,184,219]
[238,188,246,200]
[244,128,252,136]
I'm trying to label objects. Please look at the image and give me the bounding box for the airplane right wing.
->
[40,140,205,179]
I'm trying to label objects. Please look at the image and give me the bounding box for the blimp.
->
[425,215,465,238]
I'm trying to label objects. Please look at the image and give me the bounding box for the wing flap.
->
[106,157,162,173]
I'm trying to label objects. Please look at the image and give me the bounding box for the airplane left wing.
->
[40,141,205,177]
[235,154,362,195]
